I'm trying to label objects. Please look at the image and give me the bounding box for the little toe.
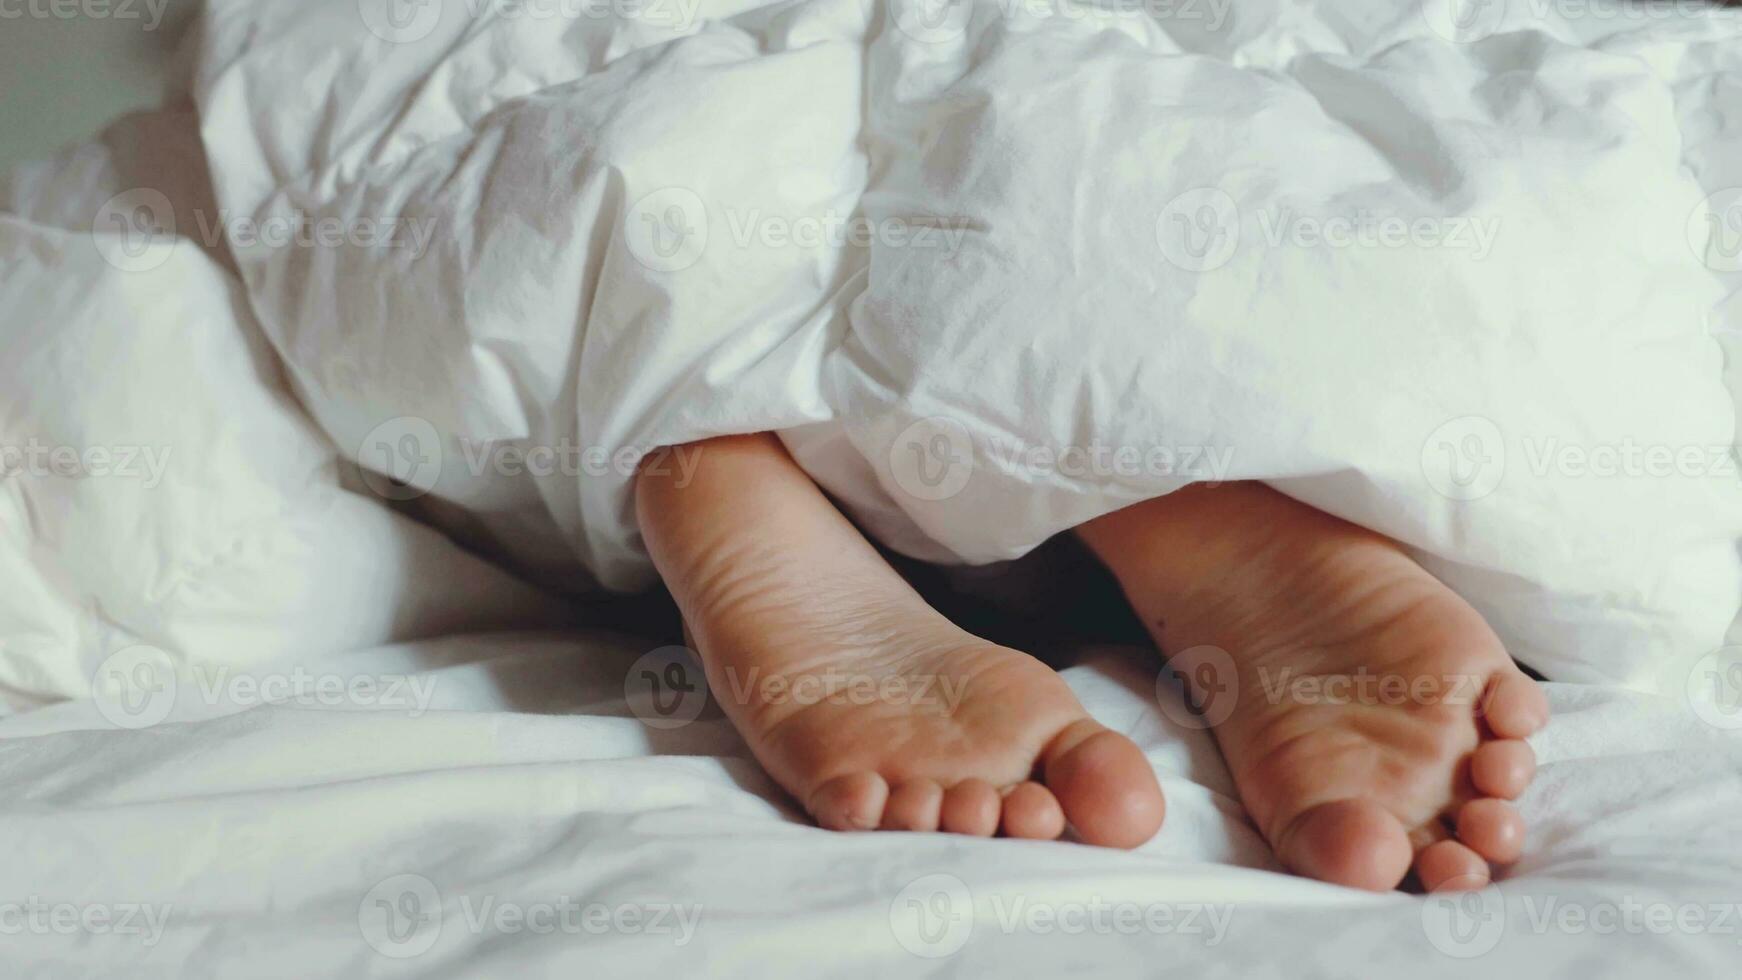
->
[809,772,889,831]
[1469,740,1535,800]
[1000,782,1067,840]
[1040,719,1166,849]
[1276,799,1413,892]
[940,779,1002,837]
[881,779,945,832]
[1415,839,1491,892]
[1456,797,1525,864]
[1482,672,1549,740]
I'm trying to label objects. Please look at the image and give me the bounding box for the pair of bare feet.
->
[635,433,1548,892]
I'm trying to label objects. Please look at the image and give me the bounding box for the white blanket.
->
[3,632,1740,977]
[188,0,1742,693]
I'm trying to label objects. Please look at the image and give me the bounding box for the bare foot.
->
[1079,483,1548,891]
[636,433,1165,847]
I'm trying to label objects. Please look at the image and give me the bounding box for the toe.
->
[940,779,1001,836]
[808,772,889,831]
[1469,740,1535,800]
[1415,839,1491,892]
[999,782,1066,840]
[1482,673,1549,739]
[881,779,945,832]
[1456,797,1525,864]
[1040,720,1166,849]
[1276,799,1413,892]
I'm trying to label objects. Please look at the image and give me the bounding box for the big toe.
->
[1041,720,1165,849]
[1277,799,1413,892]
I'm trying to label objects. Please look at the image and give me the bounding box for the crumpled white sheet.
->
[189,0,1742,693]
[2,631,1739,978]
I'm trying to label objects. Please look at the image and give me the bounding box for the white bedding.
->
[3,0,1742,976]
[4,632,1741,977]
[189,0,1742,692]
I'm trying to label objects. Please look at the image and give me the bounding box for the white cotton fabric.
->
[2,631,1739,977]
[188,0,1742,692]
[0,115,569,708]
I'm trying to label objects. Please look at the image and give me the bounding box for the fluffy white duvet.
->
[184,0,1742,695]
[2,0,1742,975]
